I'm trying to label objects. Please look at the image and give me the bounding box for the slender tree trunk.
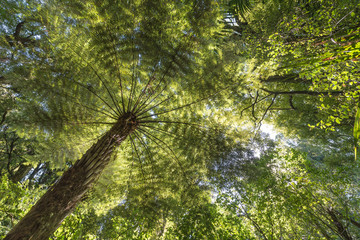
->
[333,209,360,229]
[5,113,137,240]
[10,164,33,183]
[327,208,353,240]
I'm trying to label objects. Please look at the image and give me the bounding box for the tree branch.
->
[259,95,277,124]
[240,94,272,118]
[260,74,311,84]
[334,210,360,229]
[14,21,26,38]
[6,21,36,47]
[260,88,343,96]
[252,91,259,121]
[327,208,353,240]
[0,111,7,126]
[289,95,296,110]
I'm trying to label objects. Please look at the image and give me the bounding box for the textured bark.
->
[5,113,137,240]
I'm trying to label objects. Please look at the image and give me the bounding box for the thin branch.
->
[6,21,35,47]
[131,73,155,113]
[312,219,333,240]
[235,203,269,240]
[0,111,7,125]
[129,60,163,114]
[269,108,294,111]
[260,88,343,96]
[140,124,178,138]
[71,47,122,116]
[332,9,355,35]
[259,74,310,84]
[14,21,26,38]
[66,121,116,125]
[131,58,175,114]
[136,95,174,118]
[133,81,169,116]
[252,91,259,121]
[327,208,353,240]
[240,94,272,118]
[289,95,296,110]
[258,94,277,126]
[138,85,230,120]
[139,119,207,130]
[132,39,191,114]
[32,79,118,120]
[107,25,126,114]
[305,209,341,239]
[129,135,146,181]
[137,127,188,182]
[73,80,120,118]
[334,210,360,229]
[132,131,157,178]
[127,19,138,113]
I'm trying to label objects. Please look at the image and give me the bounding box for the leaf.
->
[229,0,251,14]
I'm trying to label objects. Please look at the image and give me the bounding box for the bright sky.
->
[260,123,277,139]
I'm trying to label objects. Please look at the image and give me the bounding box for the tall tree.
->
[2,0,228,239]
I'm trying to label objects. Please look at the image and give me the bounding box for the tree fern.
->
[3,0,232,238]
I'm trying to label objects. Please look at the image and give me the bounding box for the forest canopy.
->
[1,0,360,239]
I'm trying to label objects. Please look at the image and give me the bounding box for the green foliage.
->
[217,149,360,239]
[52,207,99,239]
[166,203,249,239]
[0,175,44,238]
[266,0,360,131]
[1,0,360,239]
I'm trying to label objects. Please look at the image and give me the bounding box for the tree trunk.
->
[5,113,137,240]
[327,208,353,240]
[10,164,33,183]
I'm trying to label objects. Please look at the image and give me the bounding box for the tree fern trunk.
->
[5,114,137,240]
